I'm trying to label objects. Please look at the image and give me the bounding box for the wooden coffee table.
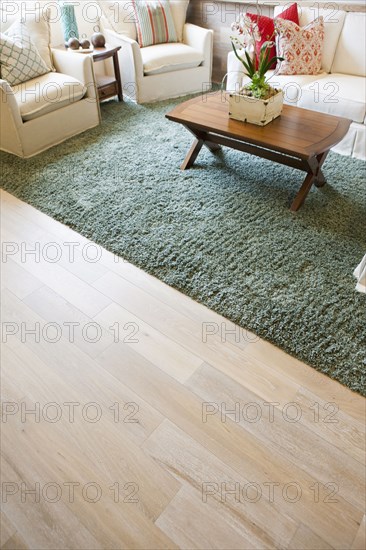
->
[166,93,351,211]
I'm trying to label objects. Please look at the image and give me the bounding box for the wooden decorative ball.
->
[91,33,106,48]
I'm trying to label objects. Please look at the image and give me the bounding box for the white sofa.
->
[227,7,366,160]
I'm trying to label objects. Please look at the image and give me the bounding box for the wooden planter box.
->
[229,89,284,126]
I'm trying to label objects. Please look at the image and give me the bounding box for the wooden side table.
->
[92,45,123,103]
[55,44,123,103]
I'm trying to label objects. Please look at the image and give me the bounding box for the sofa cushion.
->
[0,2,54,70]
[275,17,325,75]
[264,71,327,103]
[0,21,50,86]
[297,74,366,124]
[331,13,366,77]
[275,6,346,73]
[133,0,177,48]
[12,72,86,121]
[247,3,299,69]
[141,42,203,74]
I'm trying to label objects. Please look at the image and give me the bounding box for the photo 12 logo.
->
[201,480,339,504]
[1,401,140,424]
[202,400,339,424]
[1,481,139,504]
[1,320,139,344]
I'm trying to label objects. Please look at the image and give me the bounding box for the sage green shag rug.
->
[1,95,365,395]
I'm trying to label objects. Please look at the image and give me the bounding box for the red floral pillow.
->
[275,17,325,75]
[247,3,299,68]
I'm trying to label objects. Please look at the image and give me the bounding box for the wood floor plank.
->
[186,362,366,511]
[1,532,29,550]
[145,420,298,548]
[1,457,101,550]
[1,258,43,300]
[1,339,163,450]
[351,515,366,550]
[1,227,111,318]
[97,353,363,549]
[155,486,255,549]
[287,524,333,550]
[1,292,181,523]
[92,271,301,404]
[294,386,365,465]
[0,512,17,548]
[1,199,108,285]
[22,285,116,360]
[243,339,366,424]
[94,302,203,383]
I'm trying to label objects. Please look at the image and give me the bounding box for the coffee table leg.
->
[181,139,204,170]
[290,151,329,211]
[314,152,328,188]
[180,126,222,170]
[290,172,315,212]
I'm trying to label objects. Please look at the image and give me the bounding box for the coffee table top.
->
[166,93,351,160]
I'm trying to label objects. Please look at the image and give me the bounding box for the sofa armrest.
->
[226,50,246,91]
[51,49,98,99]
[183,23,213,68]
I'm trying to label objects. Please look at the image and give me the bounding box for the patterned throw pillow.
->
[247,3,299,69]
[275,17,325,75]
[132,0,178,48]
[0,20,49,86]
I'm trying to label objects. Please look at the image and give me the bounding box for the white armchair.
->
[99,1,213,103]
[0,50,101,158]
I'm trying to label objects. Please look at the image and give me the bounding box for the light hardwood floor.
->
[1,189,365,550]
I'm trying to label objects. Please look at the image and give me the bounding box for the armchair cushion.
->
[12,72,86,121]
[99,1,137,40]
[0,3,54,71]
[100,0,189,42]
[133,0,177,47]
[0,20,49,86]
[170,0,190,42]
[141,42,203,75]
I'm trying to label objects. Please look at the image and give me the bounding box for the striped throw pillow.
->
[133,1,177,48]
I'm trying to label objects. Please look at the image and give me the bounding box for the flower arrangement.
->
[231,14,284,100]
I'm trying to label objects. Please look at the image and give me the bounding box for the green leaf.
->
[244,50,255,77]
[262,55,284,74]
[231,42,252,76]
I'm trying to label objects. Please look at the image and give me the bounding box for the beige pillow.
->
[100,0,189,43]
[170,0,190,42]
[0,3,54,71]
[99,0,137,40]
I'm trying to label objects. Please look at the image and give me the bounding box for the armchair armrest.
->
[103,29,143,77]
[0,79,22,128]
[183,23,213,68]
[0,79,24,156]
[51,49,98,99]
[102,29,144,100]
